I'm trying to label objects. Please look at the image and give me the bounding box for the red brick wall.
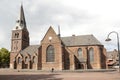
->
[67,45,106,69]
[41,27,63,70]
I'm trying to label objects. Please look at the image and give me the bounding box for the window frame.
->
[46,45,55,62]
[89,48,94,63]
[78,48,83,58]
[18,57,21,64]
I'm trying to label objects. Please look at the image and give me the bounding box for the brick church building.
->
[10,5,106,70]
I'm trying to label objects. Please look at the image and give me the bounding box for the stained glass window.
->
[33,56,36,63]
[78,48,83,58]
[89,48,94,62]
[46,45,55,62]
[25,57,28,63]
[18,57,21,64]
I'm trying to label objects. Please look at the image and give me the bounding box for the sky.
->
[0,0,120,51]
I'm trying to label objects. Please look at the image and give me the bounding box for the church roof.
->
[61,35,102,46]
[20,45,40,56]
[19,35,102,56]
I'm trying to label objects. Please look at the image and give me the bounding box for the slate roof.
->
[19,35,102,56]
[20,45,40,56]
[61,35,102,46]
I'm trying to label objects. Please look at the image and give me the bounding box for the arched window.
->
[25,57,29,63]
[89,48,94,62]
[46,45,55,62]
[78,48,83,58]
[33,56,36,63]
[18,57,21,64]
[15,33,19,38]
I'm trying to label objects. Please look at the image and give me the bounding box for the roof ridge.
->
[61,34,102,46]
[61,34,93,38]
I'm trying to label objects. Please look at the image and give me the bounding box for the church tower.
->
[10,4,29,68]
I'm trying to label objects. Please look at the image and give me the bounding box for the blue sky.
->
[0,0,120,51]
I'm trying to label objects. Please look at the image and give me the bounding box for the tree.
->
[0,48,10,68]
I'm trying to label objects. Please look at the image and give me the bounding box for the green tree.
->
[0,48,10,68]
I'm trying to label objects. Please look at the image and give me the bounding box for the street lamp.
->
[105,31,120,72]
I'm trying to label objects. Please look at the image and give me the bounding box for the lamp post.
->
[105,31,120,72]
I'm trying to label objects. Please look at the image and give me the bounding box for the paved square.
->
[0,70,120,80]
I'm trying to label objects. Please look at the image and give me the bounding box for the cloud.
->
[0,0,120,51]
[26,1,92,25]
[24,0,96,44]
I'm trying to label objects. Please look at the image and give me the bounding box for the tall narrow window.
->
[18,57,21,64]
[46,45,55,62]
[15,33,19,38]
[89,48,94,62]
[25,57,27,63]
[25,56,29,63]
[33,56,36,63]
[78,48,83,58]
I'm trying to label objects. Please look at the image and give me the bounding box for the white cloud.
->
[0,0,120,51]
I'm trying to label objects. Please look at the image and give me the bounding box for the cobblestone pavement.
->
[0,70,120,80]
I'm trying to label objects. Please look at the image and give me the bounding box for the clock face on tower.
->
[49,36,52,40]
[48,36,52,41]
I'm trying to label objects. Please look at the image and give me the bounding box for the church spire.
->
[19,4,26,26]
[14,4,27,30]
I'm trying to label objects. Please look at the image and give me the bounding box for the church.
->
[10,5,106,70]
